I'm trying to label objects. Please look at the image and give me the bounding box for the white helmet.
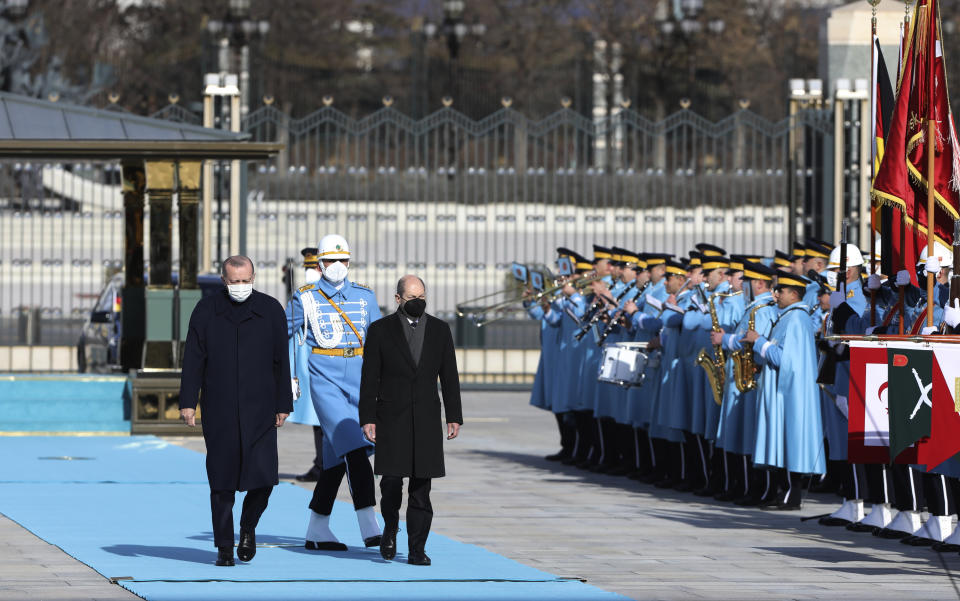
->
[827,243,864,270]
[318,234,351,261]
[917,241,951,265]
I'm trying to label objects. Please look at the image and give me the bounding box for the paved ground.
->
[4,391,960,600]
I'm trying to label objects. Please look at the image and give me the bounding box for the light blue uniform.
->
[527,300,562,411]
[650,289,694,443]
[627,279,668,428]
[716,291,776,455]
[687,283,738,440]
[803,273,828,331]
[553,292,588,413]
[594,279,631,419]
[287,304,320,427]
[753,302,826,475]
[287,277,381,469]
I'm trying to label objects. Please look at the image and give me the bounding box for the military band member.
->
[289,247,324,483]
[646,258,693,487]
[287,234,383,550]
[790,241,807,275]
[714,261,777,503]
[744,270,825,510]
[526,249,574,462]
[556,252,592,465]
[818,243,869,527]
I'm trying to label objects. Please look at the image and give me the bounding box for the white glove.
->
[896,269,912,286]
[865,326,877,335]
[867,273,882,290]
[921,326,937,335]
[925,256,941,276]
[291,377,301,400]
[825,270,838,289]
[829,290,845,310]
[944,298,960,328]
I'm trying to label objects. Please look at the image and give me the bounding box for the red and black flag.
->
[873,35,896,275]
[872,0,960,284]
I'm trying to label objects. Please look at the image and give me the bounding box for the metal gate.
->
[0,100,836,379]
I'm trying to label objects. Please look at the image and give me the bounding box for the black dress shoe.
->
[640,471,666,484]
[734,494,764,507]
[692,486,716,497]
[713,490,740,502]
[545,450,572,462]
[364,535,382,548]
[760,501,802,511]
[216,546,235,567]
[561,454,584,466]
[305,540,348,551]
[237,530,256,562]
[380,526,397,560]
[607,465,633,477]
[933,541,960,552]
[407,551,431,566]
[819,516,852,527]
[654,477,679,489]
[875,527,911,540]
[901,535,935,547]
[846,521,877,533]
[295,468,321,482]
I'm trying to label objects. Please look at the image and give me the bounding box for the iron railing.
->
[0,102,836,378]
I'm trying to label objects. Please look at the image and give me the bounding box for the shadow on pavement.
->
[467,448,960,575]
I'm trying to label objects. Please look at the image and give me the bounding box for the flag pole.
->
[869,0,880,326]
[927,116,936,327]
[926,1,936,328]
[900,0,911,335]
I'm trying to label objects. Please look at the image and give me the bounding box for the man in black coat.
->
[360,275,463,565]
[179,256,293,567]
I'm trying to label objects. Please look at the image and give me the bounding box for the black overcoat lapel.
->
[388,312,418,371]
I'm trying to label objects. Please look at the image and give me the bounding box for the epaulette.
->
[351,281,372,291]
[298,284,315,293]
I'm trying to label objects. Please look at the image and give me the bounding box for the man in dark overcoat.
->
[360,275,462,565]
[180,255,293,567]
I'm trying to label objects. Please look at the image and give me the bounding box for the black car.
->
[77,272,224,373]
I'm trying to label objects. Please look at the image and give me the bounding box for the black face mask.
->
[403,298,426,318]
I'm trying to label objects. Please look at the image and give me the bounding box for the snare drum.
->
[598,342,650,388]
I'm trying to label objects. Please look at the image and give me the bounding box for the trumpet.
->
[470,273,601,328]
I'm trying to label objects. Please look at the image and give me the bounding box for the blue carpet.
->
[0,436,628,601]
[0,436,207,483]
[0,374,131,433]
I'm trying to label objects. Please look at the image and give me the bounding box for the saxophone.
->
[696,291,738,406]
[731,301,776,393]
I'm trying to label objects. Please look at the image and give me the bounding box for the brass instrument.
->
[696,291,738,405]
[731,301,776,393]
[471,273,601,328]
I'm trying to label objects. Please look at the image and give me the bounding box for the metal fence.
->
[0,101,836,378]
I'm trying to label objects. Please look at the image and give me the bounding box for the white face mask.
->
[825,270,838,289]
[227,283,253,303]
[322,261,348,284]
[304,268,322,284]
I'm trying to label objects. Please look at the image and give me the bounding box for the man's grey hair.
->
[221,255,255,277]
[397,275,426,297]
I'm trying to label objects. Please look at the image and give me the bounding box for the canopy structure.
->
[0,92,283,373]
[0,92,281,159]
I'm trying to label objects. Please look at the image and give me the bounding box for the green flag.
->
[887,347,933,461]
